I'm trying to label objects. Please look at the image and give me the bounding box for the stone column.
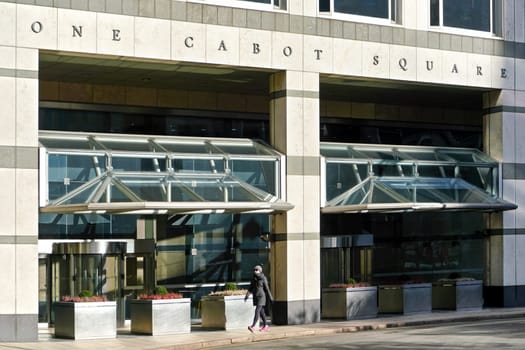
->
[0,8,40,340]
[483,89,525,306]
[269,70,320,324]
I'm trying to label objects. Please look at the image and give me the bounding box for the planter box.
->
[201,295,254,330]
[378,283,432,315]
[130,298,191,335]
[432,280,483,311]
[322,286,378,320]
[54,301,117,339]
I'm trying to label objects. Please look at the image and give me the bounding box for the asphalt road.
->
[214,318,525,349]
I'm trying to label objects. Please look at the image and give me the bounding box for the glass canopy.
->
[321,143,516,213]
[39,131,292,215]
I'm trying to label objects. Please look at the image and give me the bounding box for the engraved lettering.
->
[253,43,260,54]
[185,36,194,48]
[112,29,121,41]
[314,49,323,60]
[218,40,227,51]
[477,66,483,76]
[399,58,408,71]
[283,46,292,57]
[72,25,82,38]
[31,21,43,34]
[373,55,379,65]
[451,64,459,73]
[426,60,434,71]
[501,68,508,78]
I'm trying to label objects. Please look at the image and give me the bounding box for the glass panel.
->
[157,141,210,154]
[118,177,167,201]
[325,163,368,201]
[319,0,331,12]
[373,164,413,176]
[112,156,167,172]
[39,213,136,239]
[157,213,270,284]
[370,211,485,283]
[443,0,490,32]
[430,0,440,26]
[230,159,276,194]
[172,158,226,173]
[40,137,94,150]
[239,0,271,3]
[493,0,502,35]
[175,177,263,202]
[95,138,154,152]
[211,143,258,155]
[48,154,100,200]
[417,164,455,178]
[334,0,389,18]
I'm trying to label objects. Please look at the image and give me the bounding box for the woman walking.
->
[245,265,273,332]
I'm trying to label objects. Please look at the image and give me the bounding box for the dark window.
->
[39,108,270,142]
[430,0,440,26]
[334,0,389,19]
[443,0,490,32]
[319,0,330,12]
[240,0,271,3]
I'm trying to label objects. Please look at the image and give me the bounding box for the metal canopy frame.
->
[39,131,292,215]
[320,143,516,214]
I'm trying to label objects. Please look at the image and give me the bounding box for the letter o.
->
[283,46,292,57]
[31,21,43,34]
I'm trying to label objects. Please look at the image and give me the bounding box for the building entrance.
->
[46,242,127,326]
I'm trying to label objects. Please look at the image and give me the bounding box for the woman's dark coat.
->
[247,272,273,306]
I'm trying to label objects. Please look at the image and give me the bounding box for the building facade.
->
[1,0,524,342]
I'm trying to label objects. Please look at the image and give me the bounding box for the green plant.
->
[154,286,168,295]
[346,278,357,285]
[223,282,238,291]
[78,290,94,298]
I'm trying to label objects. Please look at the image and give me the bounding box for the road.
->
[214,318,525,349]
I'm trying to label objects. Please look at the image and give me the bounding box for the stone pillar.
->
[0,5,40,340]
[483,89,525,306]
[269,70,320,324]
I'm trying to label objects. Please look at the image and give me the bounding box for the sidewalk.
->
[3,308,525,350]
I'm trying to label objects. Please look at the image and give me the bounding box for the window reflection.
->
[334,0,389,19]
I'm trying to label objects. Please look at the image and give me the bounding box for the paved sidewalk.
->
[2,308,525,350]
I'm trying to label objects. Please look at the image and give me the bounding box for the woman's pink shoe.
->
[259,325,270,332]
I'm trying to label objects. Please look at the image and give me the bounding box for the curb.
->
[155,310,525,350]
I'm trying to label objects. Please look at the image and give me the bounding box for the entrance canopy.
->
[39,131,292,215]
[321,143,516,213]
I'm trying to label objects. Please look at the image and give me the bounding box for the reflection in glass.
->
[334,0,389,18]
[443,0,490,32]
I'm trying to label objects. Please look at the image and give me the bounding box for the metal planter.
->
[378,283,432,315]
[321,286,378,320]
[54,301,117,339]
[432,280,483,311]
[201,295,254,330]
[130,298,191,335]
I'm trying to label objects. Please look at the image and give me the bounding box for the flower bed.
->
[130,287,190,335]
[54,296,116,340]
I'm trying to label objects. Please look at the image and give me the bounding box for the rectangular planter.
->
[378,283,432,315]
[322,286,378,320]
[54,301,117,339]
[432,280,483,311]
[130,298,191,335]
[201,295,254,330]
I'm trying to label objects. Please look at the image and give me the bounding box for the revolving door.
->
[48,242,126,326]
